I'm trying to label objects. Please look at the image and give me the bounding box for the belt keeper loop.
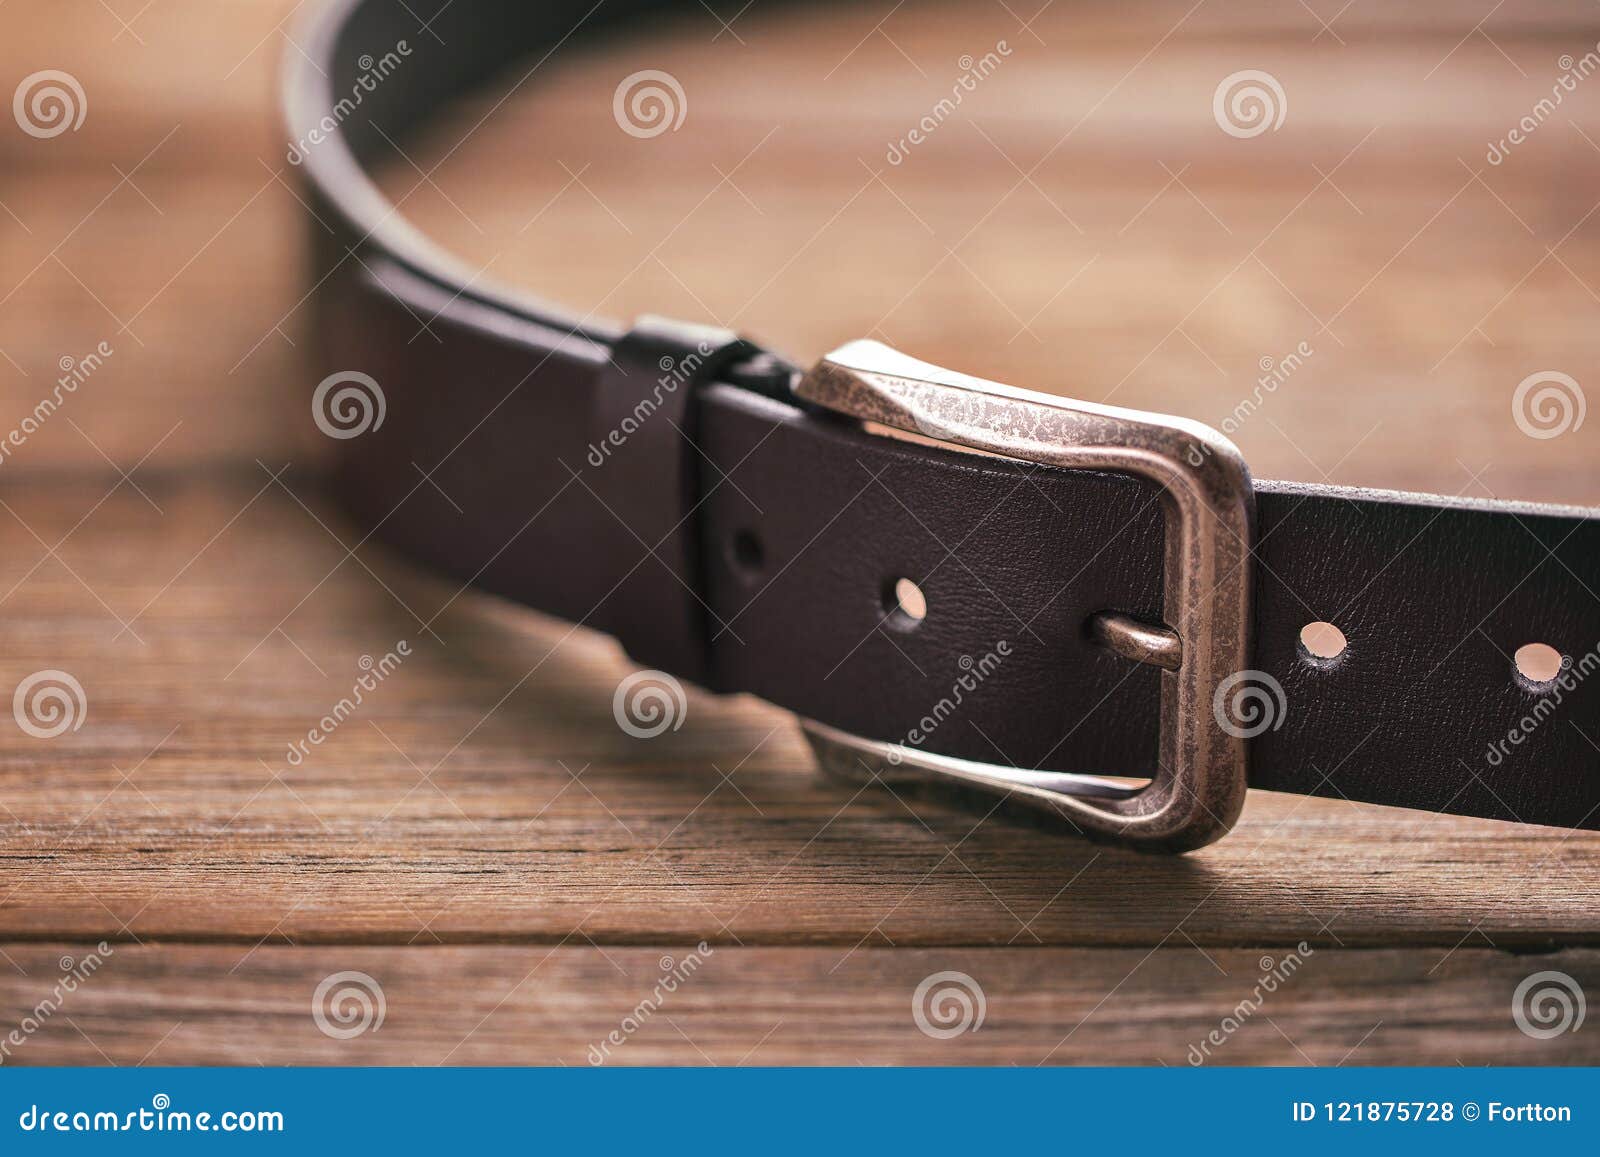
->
[586,315,756,686]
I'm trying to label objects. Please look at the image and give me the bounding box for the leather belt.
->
[284,0,1600,850]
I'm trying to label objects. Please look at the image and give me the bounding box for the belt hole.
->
[886,576,928,628]
[729,529,764,576]
[1299,621,1347,662]
[1513,642,1563,687]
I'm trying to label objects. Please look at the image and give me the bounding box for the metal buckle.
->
[793,341,1255,852]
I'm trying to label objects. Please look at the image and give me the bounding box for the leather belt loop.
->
[587,315,757,685]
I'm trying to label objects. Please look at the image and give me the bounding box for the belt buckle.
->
[793,341,1256,852]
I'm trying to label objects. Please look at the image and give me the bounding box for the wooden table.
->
[0,0,1596,1064]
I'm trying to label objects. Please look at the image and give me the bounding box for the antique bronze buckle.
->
[795,341,1255,852]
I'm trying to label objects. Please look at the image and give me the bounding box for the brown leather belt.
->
[285,0,1600,851]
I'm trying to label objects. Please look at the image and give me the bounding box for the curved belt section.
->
[291,0,1600,843]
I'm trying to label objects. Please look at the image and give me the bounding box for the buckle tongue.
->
[793,340,1255,852]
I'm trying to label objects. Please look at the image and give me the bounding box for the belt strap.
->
[287,0,1600,845]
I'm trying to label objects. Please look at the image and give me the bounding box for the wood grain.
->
[0,944,1595,1066]
[1,0,1598,1064]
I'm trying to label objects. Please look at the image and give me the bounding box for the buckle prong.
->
[793,340,1255,852]
[1088,611,1183,671]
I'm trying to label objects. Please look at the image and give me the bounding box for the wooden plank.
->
[0,478,1595,948]
[0,943,1594,1066]
[0,167,308,473]
[1,2,1598,495]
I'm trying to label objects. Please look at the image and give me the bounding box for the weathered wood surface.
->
[0,945,1595,1067]
[1,0,1598,1064]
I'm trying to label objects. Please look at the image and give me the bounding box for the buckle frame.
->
[793,341,1255,852]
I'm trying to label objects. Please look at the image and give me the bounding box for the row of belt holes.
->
[736,535,1567,692]
[893,584,1568,691]
[893,601,1563,691]
[1300,621,1562,688]
[890,593,1561,692]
